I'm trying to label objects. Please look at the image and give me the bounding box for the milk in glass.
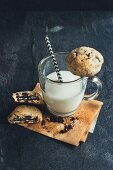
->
[43,71,85,114]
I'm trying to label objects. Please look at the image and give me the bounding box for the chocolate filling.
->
[13,116,38,123]
[21,92,28,96]
[16,93,40,101]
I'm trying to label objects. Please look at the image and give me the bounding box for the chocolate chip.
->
[95,56,101,62]
[74,51,78,56]
[41,120,46,126]
[87,53,90,57]
[60,124,73,133]
[70,117,75,121]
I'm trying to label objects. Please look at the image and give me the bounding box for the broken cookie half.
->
[12,83,44,105]
[8,105,42,124]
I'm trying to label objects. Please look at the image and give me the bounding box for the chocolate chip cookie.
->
[8,105,42,124]
[67,47,104,77]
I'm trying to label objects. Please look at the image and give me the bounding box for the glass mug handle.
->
[84,76,102,100]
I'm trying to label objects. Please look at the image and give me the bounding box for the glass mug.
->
[38,52,102,117]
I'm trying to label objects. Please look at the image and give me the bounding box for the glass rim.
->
[38,52,86,84]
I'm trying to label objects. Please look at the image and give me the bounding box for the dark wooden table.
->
[0,11,112,170]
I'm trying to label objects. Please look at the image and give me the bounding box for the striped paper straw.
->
[45,35,63,82]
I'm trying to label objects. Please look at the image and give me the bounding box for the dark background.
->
[1,0,113,10]
[0,2,113,170]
